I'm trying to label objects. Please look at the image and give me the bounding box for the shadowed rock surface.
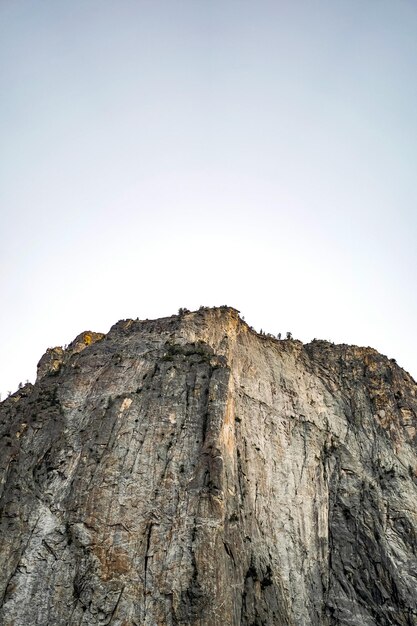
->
[1,307,417,625]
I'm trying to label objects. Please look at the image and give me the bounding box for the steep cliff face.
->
[1,307,417,626]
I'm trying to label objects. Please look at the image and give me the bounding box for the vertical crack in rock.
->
[143,522,153,620]
[1,307,417,625]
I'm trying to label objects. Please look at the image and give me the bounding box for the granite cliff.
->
[1,306,417,625]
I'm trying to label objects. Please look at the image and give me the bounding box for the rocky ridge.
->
[0,306,417,625]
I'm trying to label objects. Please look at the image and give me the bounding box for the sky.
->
[1,0,416,397]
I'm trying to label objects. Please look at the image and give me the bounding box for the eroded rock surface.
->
[1,307,417,625]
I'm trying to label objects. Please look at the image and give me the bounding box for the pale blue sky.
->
[1,0,416,396]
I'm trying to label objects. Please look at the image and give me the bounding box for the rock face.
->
[1,306,417,626]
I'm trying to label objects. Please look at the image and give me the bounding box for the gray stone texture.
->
[1,307,417,625]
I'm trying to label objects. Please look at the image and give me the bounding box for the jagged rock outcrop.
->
[1,307,417,626]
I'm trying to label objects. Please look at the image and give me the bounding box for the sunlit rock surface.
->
[1,307,417,625]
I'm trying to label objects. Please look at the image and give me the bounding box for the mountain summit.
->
[1,307,416,625]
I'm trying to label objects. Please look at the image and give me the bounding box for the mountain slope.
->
[1,307,416,625]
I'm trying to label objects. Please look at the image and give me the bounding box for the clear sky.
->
[1,0,416,397]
